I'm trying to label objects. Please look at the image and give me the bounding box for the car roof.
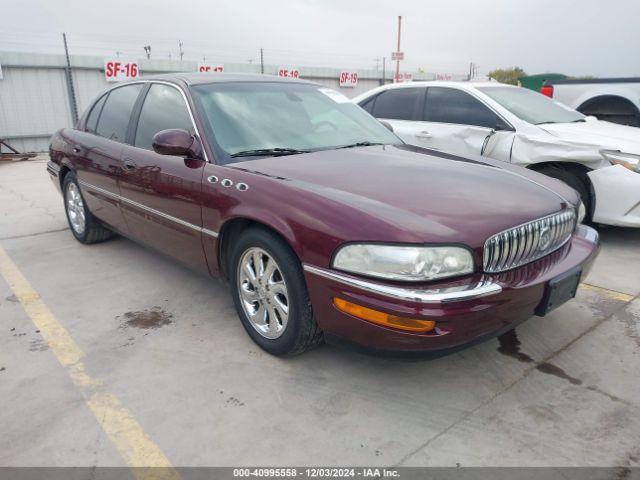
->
[351,80,515,103]
[374,80,513,89]
[139,72,317,87]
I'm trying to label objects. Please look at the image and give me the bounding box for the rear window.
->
[370,88,422,120]
[95,84,143,142]
[85,94,107,134]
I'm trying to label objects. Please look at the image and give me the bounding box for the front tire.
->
[229,227,323,356]
[63,172,113,244]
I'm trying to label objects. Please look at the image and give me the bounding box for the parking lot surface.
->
[1,158,639,468]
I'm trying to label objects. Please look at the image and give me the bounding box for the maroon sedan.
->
[48,73,599,356]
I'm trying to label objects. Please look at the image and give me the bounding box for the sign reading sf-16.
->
[104,59,139,82]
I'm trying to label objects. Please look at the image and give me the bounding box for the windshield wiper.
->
[230,148,310,158]
[535,121,558,125]
[335,141,386,149]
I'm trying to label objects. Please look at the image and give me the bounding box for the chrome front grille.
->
[483,210,576,273]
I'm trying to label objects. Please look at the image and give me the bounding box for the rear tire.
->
[63,172,114,244]
[229,227,323,356]
[538,165,592,222]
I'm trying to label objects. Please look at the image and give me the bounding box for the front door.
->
[410,86,514,160]
[118,82,208,273]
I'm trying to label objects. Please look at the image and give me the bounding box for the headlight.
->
[600,150,640,173]
[577,201,586,224]
[332,244,474,282]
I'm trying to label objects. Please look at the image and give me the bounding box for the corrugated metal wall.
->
[0,51,439,152]
[0,66,72,152]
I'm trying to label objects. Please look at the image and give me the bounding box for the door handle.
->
[72,145,82,153]
[415,131,432,139]
[122,159,137,171]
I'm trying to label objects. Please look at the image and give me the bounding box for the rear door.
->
[119,82,208,273]
[72,83,144,234]
[412,86,513,157]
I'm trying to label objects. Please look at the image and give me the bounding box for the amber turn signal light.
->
[333,297,436,333]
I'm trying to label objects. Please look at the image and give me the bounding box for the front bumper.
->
[303,225,600,354]
[588,164,640,227]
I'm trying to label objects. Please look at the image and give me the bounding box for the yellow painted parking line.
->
[579,282,635,302]
[0,245,180,480]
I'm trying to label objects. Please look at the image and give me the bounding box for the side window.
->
[95,84,143,142]
[371,88,422,120]
[359,96,376,114]
[134,84,194,150]
[423,87,498,128]
[85,94,107,133]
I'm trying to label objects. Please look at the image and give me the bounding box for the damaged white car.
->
[354,82,640,227]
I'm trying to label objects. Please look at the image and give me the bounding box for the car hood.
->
[229,145,574,248]
[539,119,640,154]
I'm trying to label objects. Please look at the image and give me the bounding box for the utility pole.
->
[382,57,386,85]
[178,40,184,61]
[395,15,402,83]
[144,45,151,59]
[62,33,79,125]
[468,61,473,80]
[260,48,264,74]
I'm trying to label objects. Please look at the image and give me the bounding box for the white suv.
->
[354,81,640,227]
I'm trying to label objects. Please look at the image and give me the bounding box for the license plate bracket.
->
[535,266,582,316]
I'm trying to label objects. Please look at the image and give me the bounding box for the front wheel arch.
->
[217,217,300,282]
[527,161,594,220]
[57,161,74,191]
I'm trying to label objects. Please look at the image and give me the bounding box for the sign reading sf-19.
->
[339,71,358,88]
[104,59,139,82]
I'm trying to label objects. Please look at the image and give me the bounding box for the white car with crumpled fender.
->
[354,81,640,227]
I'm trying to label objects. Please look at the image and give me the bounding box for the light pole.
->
[395,15,402,82]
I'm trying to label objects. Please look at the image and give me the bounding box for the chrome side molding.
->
[77,179,219,238]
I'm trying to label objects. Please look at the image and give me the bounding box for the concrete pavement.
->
[0,158,638,468]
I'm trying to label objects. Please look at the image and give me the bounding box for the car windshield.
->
[191,82,401,163]
[478,86,585,125]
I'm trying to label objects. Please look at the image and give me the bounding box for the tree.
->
[488,67,527,85]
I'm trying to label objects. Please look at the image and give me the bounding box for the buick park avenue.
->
[48,73,599,356]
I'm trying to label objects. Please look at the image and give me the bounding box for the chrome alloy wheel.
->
[65,182,86,235]
[237,247,289,339]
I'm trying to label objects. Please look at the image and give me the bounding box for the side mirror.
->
[379,120,394,133]
[152,129,203,159]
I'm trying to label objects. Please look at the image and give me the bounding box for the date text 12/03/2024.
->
[232,467,400,478]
